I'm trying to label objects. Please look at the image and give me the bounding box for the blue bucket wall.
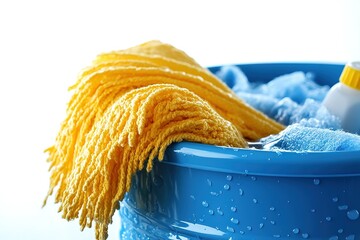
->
[119,63,360,240]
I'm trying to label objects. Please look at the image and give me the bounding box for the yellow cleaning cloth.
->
[44,41,284,240]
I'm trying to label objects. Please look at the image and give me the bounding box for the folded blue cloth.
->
[262,124,360,151]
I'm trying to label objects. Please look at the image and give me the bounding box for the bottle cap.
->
[340,61,360,90]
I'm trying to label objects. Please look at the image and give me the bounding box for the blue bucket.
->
[119,63,360,240]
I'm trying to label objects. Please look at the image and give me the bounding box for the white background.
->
[0,0,359,239]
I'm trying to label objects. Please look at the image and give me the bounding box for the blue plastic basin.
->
[119,63,360,240]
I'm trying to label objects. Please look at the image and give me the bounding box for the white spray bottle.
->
[323,61,360,134]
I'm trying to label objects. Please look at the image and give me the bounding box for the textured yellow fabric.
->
[92,41,284,140]
[44,41,284,240]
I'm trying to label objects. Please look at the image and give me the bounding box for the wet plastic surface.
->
[119,63,360,239]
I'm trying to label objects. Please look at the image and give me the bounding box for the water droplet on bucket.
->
[202,201,209,208]
[224,184,230,190]
[123,207,128,217]
[313,179,320,185]
[208,209,214,215]
[226,175,233,181]
[273,234,281,238]
[153,176,163,186]
[293,228,300,234]
[302,233,309,239]
[226,226,235,233]
[270,220,276,225]
[338,205,348,210]
[231,218,239,224]
[240,231,244,235]
[270,207,275,211]
[231,206,237,212]
[326,216,332,221]
[259,223,264,229]
[338,229,344,234]
[251,176,257,181]
[207,179,212,186]
[332,197,339,202]
[347,209,359,220]
[210,191,219,196]
[311,209,316,213]
[346,235,355,240]
[247,226,252,231]
[253,198,258,204]
[190,195,195,200]
[239,188,244,196]
[217,207,224,216]
[329,236,339,240]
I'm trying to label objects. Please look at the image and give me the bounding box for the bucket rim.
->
[162,142,360,177]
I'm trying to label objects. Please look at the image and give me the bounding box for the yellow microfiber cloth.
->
[44,40,284,240]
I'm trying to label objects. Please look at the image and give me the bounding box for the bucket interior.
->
[119,63,360,240]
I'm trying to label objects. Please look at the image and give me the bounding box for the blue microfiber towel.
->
[216,65,359,152]
[216,65,340,129]
[215,66,337,128]
[259,71,329,104]
[262,124,360,151]
[215,65,250,92]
